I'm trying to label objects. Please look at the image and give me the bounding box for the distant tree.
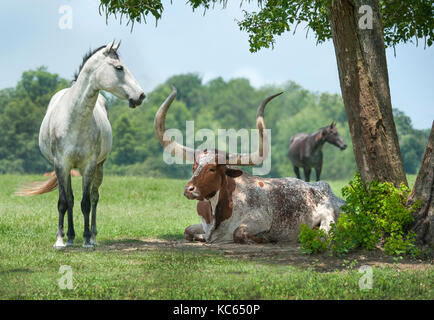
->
[164,73,203,112]
[111,115,139,165]
[394,109,429,174]
[0,67,68,173]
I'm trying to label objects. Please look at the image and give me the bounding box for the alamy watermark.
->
[358,265,373,290]
[58,265,74,289]
[58,4,73,30]
[359,4,373,30]
[162,121,272,176]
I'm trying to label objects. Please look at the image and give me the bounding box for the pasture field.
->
[0,174,432,300]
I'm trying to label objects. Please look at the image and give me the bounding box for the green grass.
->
[0,174,431,300]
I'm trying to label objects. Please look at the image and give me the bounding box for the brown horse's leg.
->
[304,167,311,182]
[315,166,322,181]
[294,166,301,179]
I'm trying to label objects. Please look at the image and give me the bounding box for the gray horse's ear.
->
[104,40,115,54]
[113,40,121,51]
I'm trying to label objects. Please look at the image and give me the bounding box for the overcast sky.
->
[1,0,433,129]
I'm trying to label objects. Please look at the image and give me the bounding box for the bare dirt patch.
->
[100,237,433,273]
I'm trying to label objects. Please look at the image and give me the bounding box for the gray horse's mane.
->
[73,45,119,81]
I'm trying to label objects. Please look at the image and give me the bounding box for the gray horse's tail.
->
[16,175,58,196]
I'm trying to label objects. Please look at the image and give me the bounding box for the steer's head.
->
[184,150,243,200]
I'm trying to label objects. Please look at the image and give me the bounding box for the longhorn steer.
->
[155,88,345,243]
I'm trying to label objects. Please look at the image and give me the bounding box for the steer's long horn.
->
[225,92,284,166]
[154,87,195,162]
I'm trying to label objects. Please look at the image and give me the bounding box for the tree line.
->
[0,67,429,180]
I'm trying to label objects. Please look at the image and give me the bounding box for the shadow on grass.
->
[0,268,34,275]
[95,237,433,273]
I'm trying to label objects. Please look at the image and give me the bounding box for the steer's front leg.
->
[184,224,206,242]
[233,225,265,244]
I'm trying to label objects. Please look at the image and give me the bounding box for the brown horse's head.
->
[320,122,347,150]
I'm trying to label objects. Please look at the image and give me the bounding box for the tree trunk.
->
[409,122,434,246]
[328,0,407,187]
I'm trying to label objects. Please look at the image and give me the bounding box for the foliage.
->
[383,232,420,257]
[299,173,422,257]
[98,0,434,52]
[237,0,434,52]
[99,0,164,29]
[298,223,329,254]
[238,0,331,52]
[328,217,359,257]
[381,0,434,48]
[336,173,416,255]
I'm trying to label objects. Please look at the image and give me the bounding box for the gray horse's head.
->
[76,40,145,108]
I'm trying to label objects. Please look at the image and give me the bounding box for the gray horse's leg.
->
[54,184,67,249]
[54,166,74,249]
[90,162,104,246]
[65,175,75,246]
[81,163,96,248]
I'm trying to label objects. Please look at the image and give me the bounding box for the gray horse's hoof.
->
[90,237,98,247]
[82,243,95,249]
[53,238,66,250]
[66,241,74,247]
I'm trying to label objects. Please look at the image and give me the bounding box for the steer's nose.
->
[185,185,195,193]
[184,185,197,199]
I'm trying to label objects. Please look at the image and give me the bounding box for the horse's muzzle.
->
[129,92,146,108]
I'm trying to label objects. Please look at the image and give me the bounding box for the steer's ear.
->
[225,167,243,178]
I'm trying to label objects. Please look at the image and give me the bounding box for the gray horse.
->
[19,41,145,249]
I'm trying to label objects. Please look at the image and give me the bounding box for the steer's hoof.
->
[193,234,205,242]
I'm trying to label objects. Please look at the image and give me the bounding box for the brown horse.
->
[288,122,347,182]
